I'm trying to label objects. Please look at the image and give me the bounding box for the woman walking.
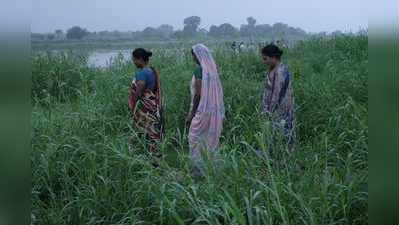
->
[261,44,295,149]
[186,44,225,175]
[128,48,164,162]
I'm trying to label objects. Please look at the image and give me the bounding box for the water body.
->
[87,50,131,68]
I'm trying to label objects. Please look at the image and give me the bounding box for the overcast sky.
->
[30,0,382,33]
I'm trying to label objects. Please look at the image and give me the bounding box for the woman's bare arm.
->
[186,78,202,126]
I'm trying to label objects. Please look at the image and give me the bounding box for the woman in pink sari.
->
[186,44,225,175]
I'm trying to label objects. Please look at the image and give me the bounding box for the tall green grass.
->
[31,35,368,225]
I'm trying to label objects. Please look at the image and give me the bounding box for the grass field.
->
[31,35,368,225]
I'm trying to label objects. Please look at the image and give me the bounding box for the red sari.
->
[128,67,164,155]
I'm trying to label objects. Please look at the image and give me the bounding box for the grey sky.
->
[31,0,372,33]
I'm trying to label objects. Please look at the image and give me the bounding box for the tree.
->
[141,27,161,39]
[54,29,64,39]
[47,34,55,40]
[247,17,257,27]
[315,32,327,38]
[55,29,63,35]
[66,26,89,40]
[157,24,174,39]
[289,27,307,36]
[240,24,253,37]
[219,23,239,37]
[131,31,141,39]
[198,28,208,38]
[31,33,45,40]
[183,16,201,38]
[172,30,184,39]
[209,23,238,38]
[255,24,272,37]
[240,17,257,37]
[331,30,343,37]
[98,30,109,36]
[272,22,289,37]
[209,25,219,38]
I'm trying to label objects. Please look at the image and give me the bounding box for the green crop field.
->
[31,35,368,225]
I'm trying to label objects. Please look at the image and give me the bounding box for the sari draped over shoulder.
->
[189,44,225,167]
[262,63,295,148]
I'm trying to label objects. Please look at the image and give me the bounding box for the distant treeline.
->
[32,16,368,44]
[31,16,313,42]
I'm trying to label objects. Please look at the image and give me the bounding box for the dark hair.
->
[132,48,153,62]
[261,44,283,59]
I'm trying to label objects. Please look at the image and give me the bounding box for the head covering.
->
[191,44,225,118]
[189,44,224,164]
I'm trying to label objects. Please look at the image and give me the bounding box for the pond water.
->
[87,50,131,68]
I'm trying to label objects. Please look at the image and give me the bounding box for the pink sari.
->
[189,44,225,166]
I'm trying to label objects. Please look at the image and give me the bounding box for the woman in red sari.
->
[128,48,164,160]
